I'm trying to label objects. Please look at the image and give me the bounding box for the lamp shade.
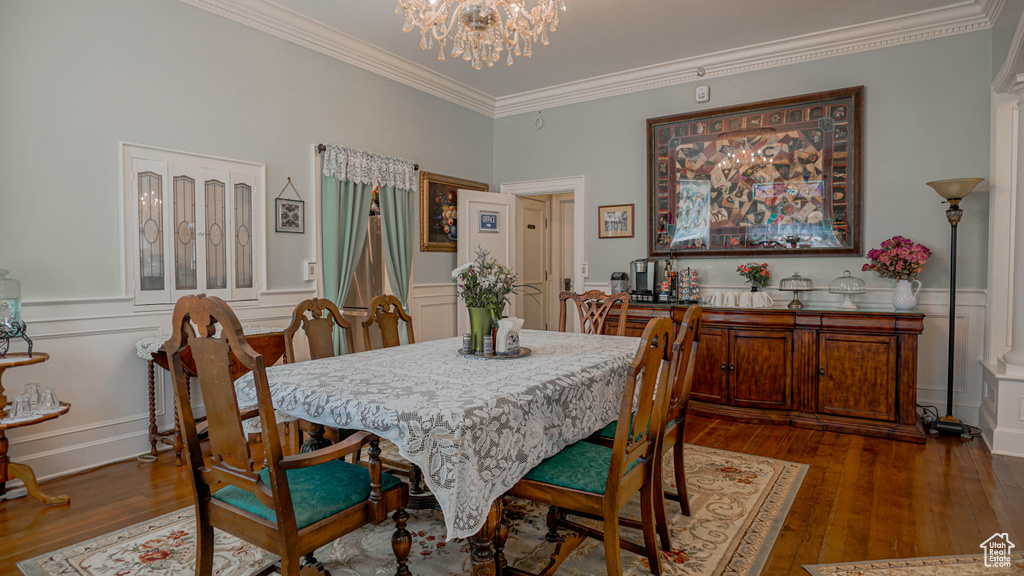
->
[926,178,984,200]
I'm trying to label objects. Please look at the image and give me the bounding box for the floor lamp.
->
[925,177,984,438]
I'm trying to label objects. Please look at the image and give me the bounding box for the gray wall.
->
[0,0,491,298]
[992,0,1024,79]
[493,32,992,291]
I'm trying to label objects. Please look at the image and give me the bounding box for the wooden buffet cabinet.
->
[605,303,926,443]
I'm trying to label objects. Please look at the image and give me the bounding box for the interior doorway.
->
[502,176,586,332]
[516,193,574,331]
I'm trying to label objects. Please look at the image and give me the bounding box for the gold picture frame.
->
[419,171,489,252]
[598,204,635,239]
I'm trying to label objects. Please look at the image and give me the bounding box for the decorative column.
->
[1000,82,1024,373]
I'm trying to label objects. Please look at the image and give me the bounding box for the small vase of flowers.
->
[862,235,931,310]
[452,248,519,353]
[737,262,771,291]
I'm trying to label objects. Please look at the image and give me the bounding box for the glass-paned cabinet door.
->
[171,167,198,292]
[132,158,168,305]
[201,168,230,298]
[232,171,256,299]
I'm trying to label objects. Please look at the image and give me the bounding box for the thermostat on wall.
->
[696,85,710,103]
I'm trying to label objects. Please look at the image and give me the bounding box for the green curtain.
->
[321,175,373,354]
[378,184,415,344]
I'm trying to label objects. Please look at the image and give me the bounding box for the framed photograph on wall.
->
[598,204,634,239]
[646,86,863,257]
[419,171,489,252]
[275,198,304,233]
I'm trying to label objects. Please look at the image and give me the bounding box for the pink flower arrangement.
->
[862,236,931,281]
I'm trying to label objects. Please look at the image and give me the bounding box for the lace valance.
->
[321,145,417,191]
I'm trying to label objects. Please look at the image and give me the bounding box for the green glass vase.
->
[468,307,492,353]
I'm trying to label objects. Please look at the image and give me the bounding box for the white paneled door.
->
[456,190,519,335]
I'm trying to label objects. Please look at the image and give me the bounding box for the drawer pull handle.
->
[721,362,727,372]
[729,363,735,373]
[819,366,825,376]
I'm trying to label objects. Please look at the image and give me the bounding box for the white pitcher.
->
[496,317,525,355]
[752,292,773,308]
[892,279,921,311]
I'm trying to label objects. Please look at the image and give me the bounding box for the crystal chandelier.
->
[396,0,566,70]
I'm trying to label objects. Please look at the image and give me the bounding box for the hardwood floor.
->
[2,416,1022,575]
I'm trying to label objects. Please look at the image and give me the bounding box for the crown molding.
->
[494,0,1004,117]
[181,0,1000,120]
[178,0,495,117]
[994,0,1024,93]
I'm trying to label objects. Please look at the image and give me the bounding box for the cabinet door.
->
[818,333,897,421]
[692,327,729,404]
[729,330,792,409]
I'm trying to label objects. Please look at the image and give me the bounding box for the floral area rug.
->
[803,553,1024,575]
[18,445,806,576]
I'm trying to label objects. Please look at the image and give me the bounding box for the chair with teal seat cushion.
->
[506,317,674,576]
[213,459,403,529]
[165,294,411,576]
[587,306,702,551]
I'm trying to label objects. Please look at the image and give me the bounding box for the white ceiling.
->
[271,0,966,97]
[186,0,1002,116]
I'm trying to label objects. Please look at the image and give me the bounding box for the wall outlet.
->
[696,85,710,103]
[304,261,317,281]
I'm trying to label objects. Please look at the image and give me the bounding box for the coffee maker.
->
[630,259,655,303]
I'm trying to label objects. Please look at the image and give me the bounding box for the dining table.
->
[233,328,640,575]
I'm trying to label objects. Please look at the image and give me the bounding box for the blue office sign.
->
[479,211,499,233]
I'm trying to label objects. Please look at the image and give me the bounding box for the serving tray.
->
[457,347,532,360]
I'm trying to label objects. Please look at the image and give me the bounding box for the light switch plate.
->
[581,262,589,277]
[696,85,710,103]
[304,261,317,281]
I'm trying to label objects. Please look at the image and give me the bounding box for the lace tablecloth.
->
[234,329,638,540]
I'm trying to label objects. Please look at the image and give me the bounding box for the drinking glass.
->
[40,387,59,412]
[10,394,31,420]
[24,383,41,411]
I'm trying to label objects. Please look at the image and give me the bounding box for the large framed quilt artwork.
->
[646,86,863,258]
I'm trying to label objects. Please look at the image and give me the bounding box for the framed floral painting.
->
[419,171,489,252]
[646,86,863,257]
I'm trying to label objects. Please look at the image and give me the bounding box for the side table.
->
[0,352,71,505]
[136,329,287,465]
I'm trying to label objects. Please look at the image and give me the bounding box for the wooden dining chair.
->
[165,294,411,576]
[558,290,631,336]
[503,317,674,576]
[283,298,356,452]
[362,295,415,349]
[589,306,702,550]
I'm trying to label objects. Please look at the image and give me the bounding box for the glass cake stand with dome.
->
[829,270,867,310]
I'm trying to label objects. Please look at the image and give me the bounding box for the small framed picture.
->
[276,198,304,233]
[598,204,634,239]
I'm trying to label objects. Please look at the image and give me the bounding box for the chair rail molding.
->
[179,0,1002,118]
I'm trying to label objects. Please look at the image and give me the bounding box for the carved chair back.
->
[164,295,294,530]
[558,290,631,336]
[283,297,355,362]
[665,305,702,427]
[362,295,415,350]
[607,317,673,503]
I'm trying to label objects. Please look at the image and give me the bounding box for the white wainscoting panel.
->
[410,283,458,342]
[7,289,315,486]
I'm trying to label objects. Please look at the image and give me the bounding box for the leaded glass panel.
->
[173,176,197,290]
[138,172,164,291]
[205,180,227,290]
[234,183,253,289]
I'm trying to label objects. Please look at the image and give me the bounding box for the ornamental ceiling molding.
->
[993,0,1024,93]
[182,0,1002,119]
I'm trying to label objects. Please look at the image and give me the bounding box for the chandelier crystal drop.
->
[396,0,566,70]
